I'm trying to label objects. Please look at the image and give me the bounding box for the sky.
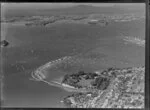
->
[1,3,145,18]
[1,3,145,10]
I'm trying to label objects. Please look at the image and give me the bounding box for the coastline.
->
[31,70,80,92]
[30,55,145,108]
[31,70,90,93]
[1,13,144,27]
[61,66,145,108]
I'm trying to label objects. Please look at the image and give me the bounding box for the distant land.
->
[1,4,145,27]
[1,13,145,27]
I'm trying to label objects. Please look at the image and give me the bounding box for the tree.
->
[94,76,110,90]
[62,74,70,83]
[78,71,85,75]
[91,80,97,86]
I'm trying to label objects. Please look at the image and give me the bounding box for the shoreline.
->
[31,71,89,93]
[1,13,144,27]
[62,66,145,108]
[31,66,145,108]
[31,71,81,92]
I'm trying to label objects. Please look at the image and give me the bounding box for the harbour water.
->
[1,16,145,107]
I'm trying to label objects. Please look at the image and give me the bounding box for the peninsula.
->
[61,67,144,108]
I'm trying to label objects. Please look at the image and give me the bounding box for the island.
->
[1,14,144,27]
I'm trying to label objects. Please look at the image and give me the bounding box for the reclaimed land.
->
[61,66,144,108]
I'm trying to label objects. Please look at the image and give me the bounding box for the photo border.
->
[0,0,149,110]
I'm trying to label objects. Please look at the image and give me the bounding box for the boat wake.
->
[123,36,145,47]
[31,56,72,80]
[31,70,82,92]
[30,56,83,92]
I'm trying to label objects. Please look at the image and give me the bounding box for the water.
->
[1,19,145,107]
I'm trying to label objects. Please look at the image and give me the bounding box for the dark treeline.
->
[62,70,110,90]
